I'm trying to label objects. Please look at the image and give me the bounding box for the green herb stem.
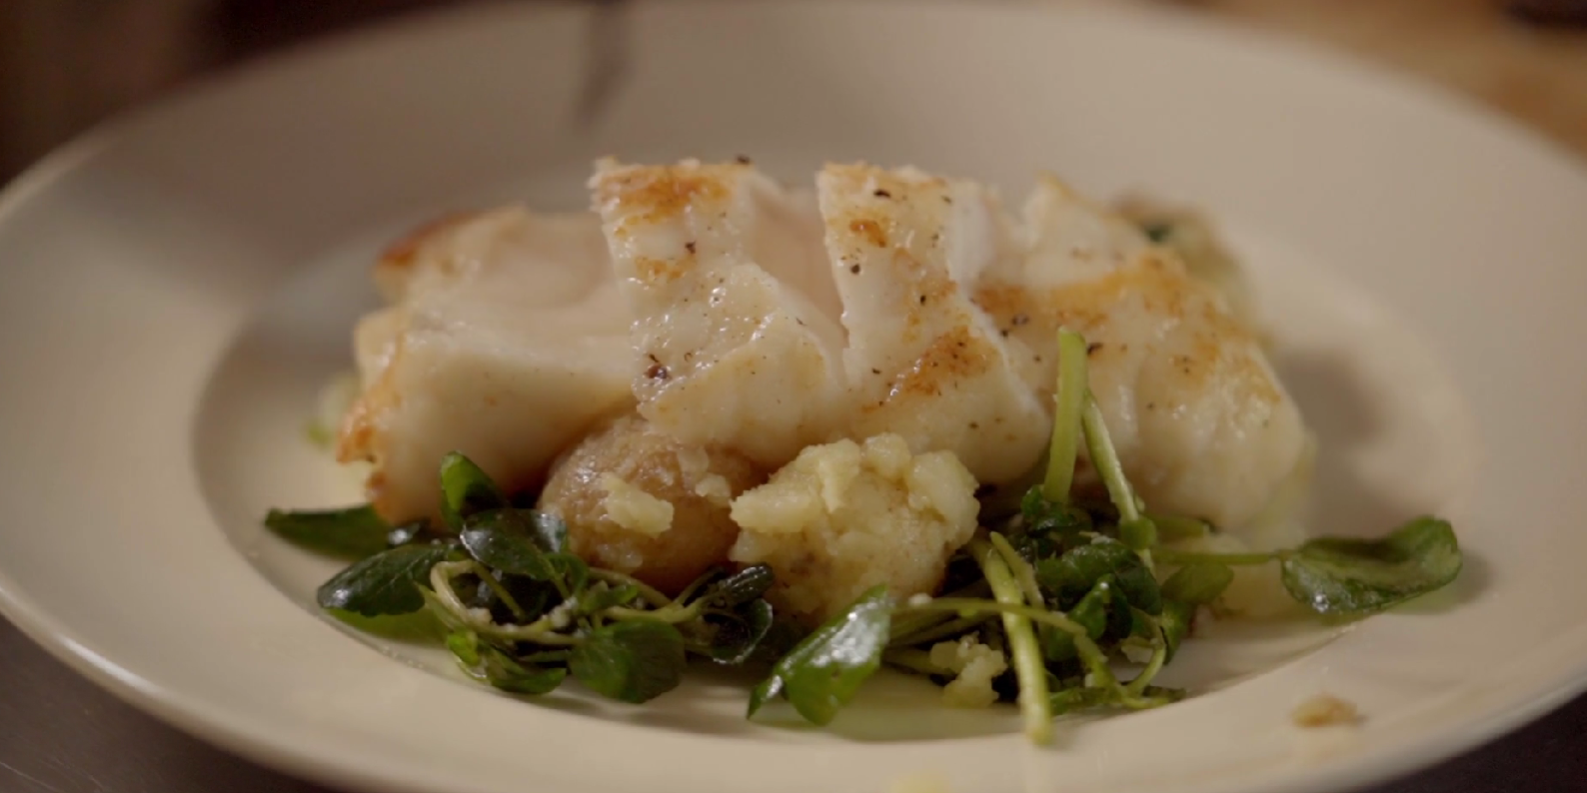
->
[897,598,1082,639]
[887,613,998,648]
[1149,514,1213,542]
[1156,549,1282,567]
[888,581,992,640]
[970,537,1053,745]
[589,569,672,608]
[883,648,948,676]
[469,561,529,622]
[602,604,702,624]
[1124,623,1169,698]
[428,561,579,645]
[990,532,1045,608]
[1080,397,1156,568]
[1081,398,1140,524]
[518,649,573,664]
[670,568,720,607]
[1043,328,1091,502]
[900,596,1124,699]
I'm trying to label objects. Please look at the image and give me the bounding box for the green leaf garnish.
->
[1042,575,1112,662]
[1150,513,1212,542]
[316,543,455,616]
[569,620,687,703]
[576,583,641,616]
[692,599,775,665]
[384,520,430,548]
[439,452,508,530]
[699,564,775,609]
[265,505,392,559]
[1119,518,1158,551]
[748,584,892,725]
[1048,685,1114,715]
[1159,600,1195,663]
[1160,562,1234,605]
[1036,538,1162,615]
[459,509,584,591]
[447,631,566,695]
[329,607,444,642]
[1281,517,1461,617]
[1020,486,1092,538]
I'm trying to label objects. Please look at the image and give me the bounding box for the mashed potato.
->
[930,636,1008,708]
[537,414,763,594]
[728,434,979,624]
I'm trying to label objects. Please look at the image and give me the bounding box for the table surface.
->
[4,1,1587,792]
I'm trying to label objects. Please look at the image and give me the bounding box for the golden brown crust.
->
[335,334,406,520]
[848,217,889,248]
[591,162,739,243]
[372,211,475,301]
[975,251,1279,406]
[872,325,994,407]
[820,164,966,344]
[632,255,687,283]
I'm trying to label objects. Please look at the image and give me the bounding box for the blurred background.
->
[1,0,1585,183]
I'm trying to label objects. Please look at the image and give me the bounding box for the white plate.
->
[2,2,1586,792]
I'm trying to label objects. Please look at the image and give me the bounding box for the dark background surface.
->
[2,1,1586,791]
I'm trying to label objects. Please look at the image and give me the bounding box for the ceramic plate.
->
[2,2,1585,792]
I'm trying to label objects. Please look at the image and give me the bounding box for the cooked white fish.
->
[974,175,1306,532]
[1114,195,1263,334]
[819,163,1048,485]
[338,207,634,521]
[342,163,1307,538]
[589,159,851,468]
[1018,175,1153,287]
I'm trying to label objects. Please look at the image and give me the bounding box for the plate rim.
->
[2,3,1586,793]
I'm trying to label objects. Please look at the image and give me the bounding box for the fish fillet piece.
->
[974,176,1306,532]
[338,207,634,522]
[1015,175,1153,286]
[974,174,1153,391]
[1115,195,1263,334]
[818,163,1048,485]
[590,159,850,468]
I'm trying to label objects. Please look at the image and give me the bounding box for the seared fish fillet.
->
[338,207,634,521]
[589,159,850,468]
[975,175,1306,531]
[819,164,1048,485]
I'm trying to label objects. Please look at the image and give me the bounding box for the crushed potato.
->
[598,473,674,537]
[929,636,1008,708]
[728,434,979,624]
[537,414,762,594]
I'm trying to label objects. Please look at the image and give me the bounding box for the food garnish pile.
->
[269,160,1460,743]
